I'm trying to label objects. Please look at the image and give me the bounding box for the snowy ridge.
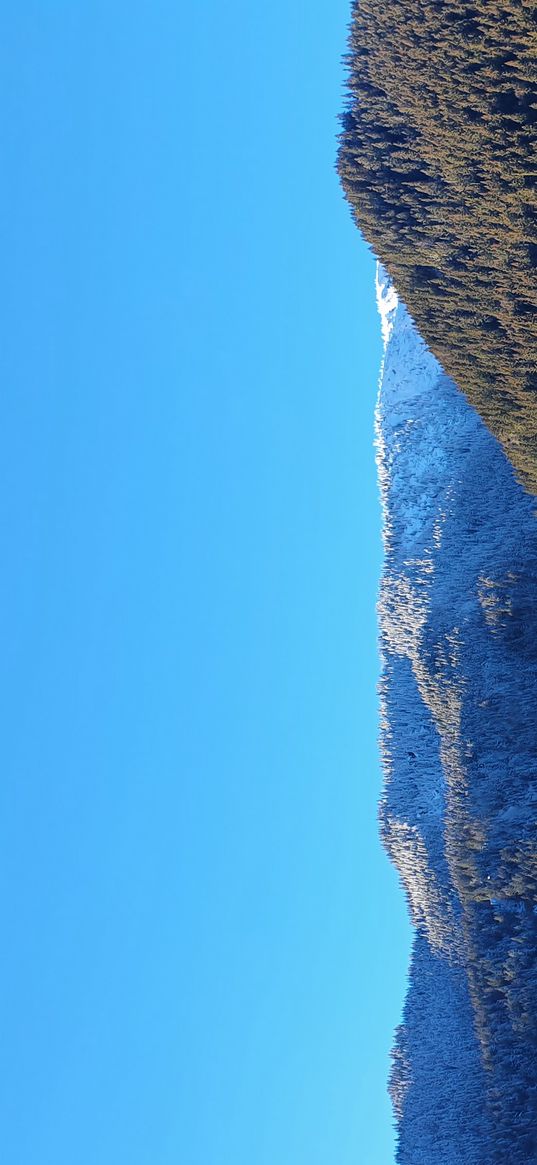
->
[374,269,537,1164]
[375,269,445,562]
[376,263,399,347]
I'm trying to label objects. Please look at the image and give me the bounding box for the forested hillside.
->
[338,0,537,491]
[377,271,537,1164]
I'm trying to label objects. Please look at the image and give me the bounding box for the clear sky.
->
[1,4,410,1164]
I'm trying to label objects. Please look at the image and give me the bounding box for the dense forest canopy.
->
[338,0,537,491]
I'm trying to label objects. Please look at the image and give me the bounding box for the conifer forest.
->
[339,0,537,491]
[339,5,537,1161]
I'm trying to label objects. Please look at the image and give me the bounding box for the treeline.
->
[338,0,537,491]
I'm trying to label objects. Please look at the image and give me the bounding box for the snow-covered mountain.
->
[376,268,537,1164]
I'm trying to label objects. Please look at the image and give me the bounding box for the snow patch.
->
[376,262,399,347]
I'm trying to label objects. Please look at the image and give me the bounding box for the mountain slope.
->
[339,0,537,491]
[377,270,537,1163]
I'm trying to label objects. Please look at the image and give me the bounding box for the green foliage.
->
[338,0,537,491]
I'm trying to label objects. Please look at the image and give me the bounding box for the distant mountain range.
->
[338,8,537,1156]
[376,269,537,1163]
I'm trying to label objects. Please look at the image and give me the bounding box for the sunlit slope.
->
[338,0,537,491]
[377,271,537,1164]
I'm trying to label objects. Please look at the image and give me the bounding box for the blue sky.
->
[0,4,410,1163]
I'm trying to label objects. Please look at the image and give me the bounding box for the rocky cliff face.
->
[377,269,537,1163]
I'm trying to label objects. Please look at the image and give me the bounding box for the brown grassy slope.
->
[338,0,537,491]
